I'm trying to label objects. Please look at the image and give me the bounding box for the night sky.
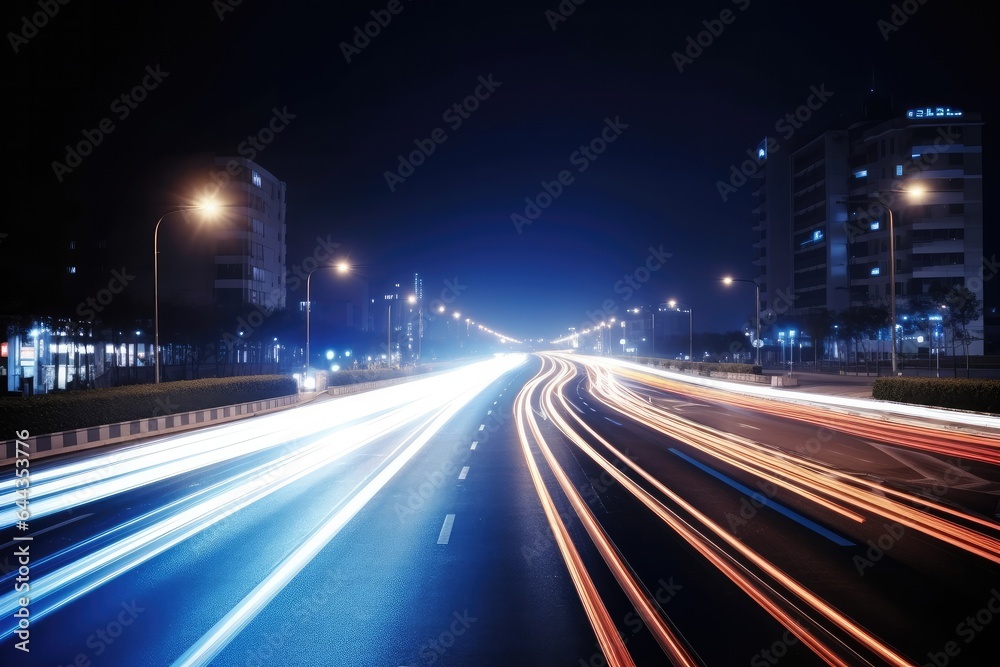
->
[6,0,991,340]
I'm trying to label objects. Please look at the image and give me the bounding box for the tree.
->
[942,285,983,376]
[800,309,834,368]
[838,305,887,375]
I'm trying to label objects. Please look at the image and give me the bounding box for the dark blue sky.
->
[7,0,990,340]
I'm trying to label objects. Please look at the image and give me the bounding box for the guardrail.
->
[1,394,299,466]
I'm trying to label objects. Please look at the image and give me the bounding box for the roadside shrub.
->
[0,375,297,437]
[872,377,1000,413]
[631,356,761,375]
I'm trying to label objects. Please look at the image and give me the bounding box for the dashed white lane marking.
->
[437,514,456,544]
[478,424,485,431]
[470,441,478,450]
[458,466,470,480]
[738,423,761,430]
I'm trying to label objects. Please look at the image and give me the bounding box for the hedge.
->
[327,366,434,386]
[630,356,762,375]
[872,377,1000,414]
[0,375,298,438]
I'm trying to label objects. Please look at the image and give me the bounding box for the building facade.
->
[211,157,288,310]
[753,104,986,358]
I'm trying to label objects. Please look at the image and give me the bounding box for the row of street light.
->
[550,277,755,364]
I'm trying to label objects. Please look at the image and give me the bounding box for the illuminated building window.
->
[252,170,262,188]
[853,169,868,179]
[870,266,881,276]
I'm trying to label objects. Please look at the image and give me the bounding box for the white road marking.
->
[478,424,485,431]
[458,466,470,480]
[737,423,760,430]
[470,441,478,450]
[437,514,456,544]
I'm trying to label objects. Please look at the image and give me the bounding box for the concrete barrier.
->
[1,394,299,466]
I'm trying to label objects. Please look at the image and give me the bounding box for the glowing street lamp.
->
[722,277,760,365]
[154,201,226,383]
[839,185,934,375]
[305,263,348,378]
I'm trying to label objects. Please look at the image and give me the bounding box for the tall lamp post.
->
[839,185,935,375]
[668,299,693,361]
[154,202,223,384]
[722,277,761,365]
[304,262,349,378]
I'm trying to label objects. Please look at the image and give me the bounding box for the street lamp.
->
[668,299,693,361]
[722,277,761,365]
[304,262,348,378]
[154,201,224,383]
[839,186,935,375]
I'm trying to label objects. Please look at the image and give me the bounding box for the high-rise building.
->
[158,156,287,314]
[211,157,287,310]
[788,130,851,315]
[751,103,986,356]
[751,140,792,321]
[843,108,984,354]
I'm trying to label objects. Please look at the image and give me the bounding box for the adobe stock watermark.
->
[213,0,243,22]
[545,0,587,31]
[414,609,478,665]
[75,267,136,322]
[193,106,297,206]
[672,0,751,73]
[511,116,629,234]
[51,65,170,183]
[724,477,778,532]
[8,0,71,53]
[579,450,640,507]
[750,628,800,667]
[716,83,835,202]
[579,245,672,331]
[339,0,414,64]
[579,576,684,666]
[922,588,1000,667]
[384,74,502,192]
[423,277,469,322]
[842,126,959,245]
[394,440,473,523]
[221,235,340,351]
[853,458,971,576]
[54,600,145,667]
[243,568,349,667]
[524,452,640,566]
[877,0,929,41]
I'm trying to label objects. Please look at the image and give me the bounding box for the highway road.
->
[2,352,999,665]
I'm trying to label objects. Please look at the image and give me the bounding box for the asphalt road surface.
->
[2,353,999,666]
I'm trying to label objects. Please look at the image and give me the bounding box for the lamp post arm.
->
[153,207,200,385]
